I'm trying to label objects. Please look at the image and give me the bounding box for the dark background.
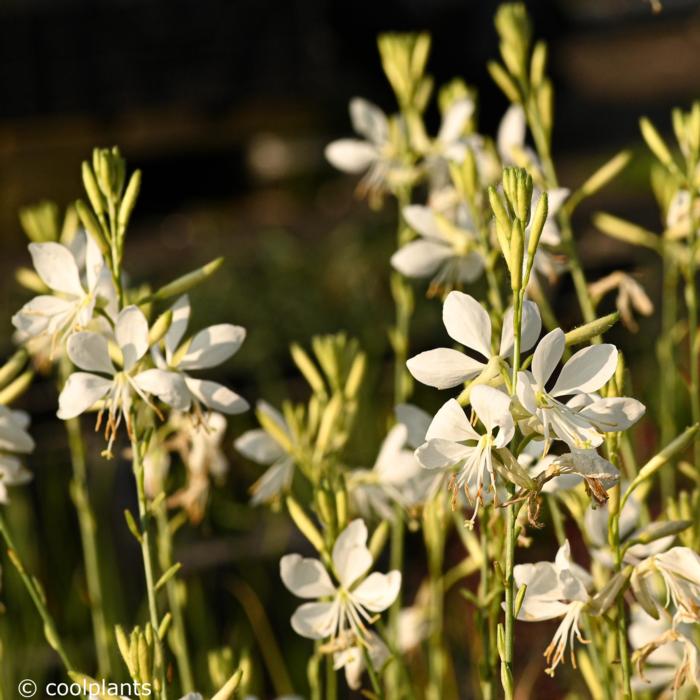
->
[1,0,699,697]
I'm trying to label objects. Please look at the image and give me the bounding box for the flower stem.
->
[130,435,168,700]
[155,504,194,693]
[685,183,700,474]
[65,412,112,678]
[325,653,337,700]
[362,645,385,699]
[0,511,73,673]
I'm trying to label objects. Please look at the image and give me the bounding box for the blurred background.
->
[1,0,700,697]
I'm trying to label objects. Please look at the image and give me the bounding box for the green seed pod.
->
[290,343,326,396]
[82,161,105,217]
[148,310,173,347]
[564,312,619,346]
[150,257,224,302]
[286,496,325,553]
[118,169,142,235]
[529,40,547,88]
[640,117,676,170]
[487,61,520,104]
[509,219,524,292]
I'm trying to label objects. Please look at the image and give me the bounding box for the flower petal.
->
[290,601,339,640]
[442,291,492,359]
[178,324,246,370]
[133,369,191,410]
[579,397,645,432]
[280,553,335,598]
[332,520,372,588]
[184,377,249,415]
[395,403,432,449]
[402,205,445,240]
[552,344,618,397]
[29,242,83,296]
[426,398,479,442]
[499,300,542,357]
[165,295,191,360]
[415,439,473,470]
[532,328,565,388]
[497,105,526,161]
[390,240,451,278]
[438,99,473,143]
[57,372,112,420]
[250,458,294,504]
[349,98,388,144]
[406,348,483,389]
[352,570,401,612]
[325,139,376,173]
[470,385,514,444]
[235,429,285,464]
[67,332,114,374]
[116,306,150,370]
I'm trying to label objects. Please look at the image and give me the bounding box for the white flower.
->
[585,495,673,567]
[646,547,700,625]
[0,407,34,504]
[12,234,114,349]
[280,519,401,640]
[235,401,295,505]
[518,440,578,494]
[151,295,249,415]
[513,540,592,675]
[406,291,541,389]
[390,204,484,295]
[516,328,644,449]
[333,632,390,690]
[325,98,411,198]
[415,386,514,521]
[57,306,179,455]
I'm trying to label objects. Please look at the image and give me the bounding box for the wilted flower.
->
[151,295,249,415]
[406,291,541,389]
[235,401,295,505]
[280,519,401,640]
[513,540,592,675]
[168,412,228,521]
[588,271,654,333]
[415,386,514,521]
[12,235,115,352]
[630,606,700,694]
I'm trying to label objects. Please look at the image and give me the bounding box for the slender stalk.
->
[0,512,73,672]
[362,645,385,699]
[325,653,337,700]
[686,183,700,473]
[60,351,112,678]
[130,434,168,700]
[659,246,679,500]
[155,504,194,693]
[501,288,523,700]
[477,519,494,700]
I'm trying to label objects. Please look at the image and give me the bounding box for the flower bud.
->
[118,169,142,236]
[150,257,224,302]
[290,343,326,396]
[529,41,547,87]
[487,61,520,104]
[0,349,28,391]
[286,496,325,553]
[82,161,105,218]
[18,201,60,242]
[640,117,677,172]
[148,310,173,347]
[509,219,524,292]
[564,312,619,346]
[0,370,33,405]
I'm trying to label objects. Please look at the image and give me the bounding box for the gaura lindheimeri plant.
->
[3,3,700,700]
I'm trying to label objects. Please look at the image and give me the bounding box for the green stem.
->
[686,184,700,473]
[659,246,679,500]
[155,504,194,693]
[325,653,337,700]
[131,435,168,700]
[65,413,112,678]
[361,645,385,699]
[0,512,73,672]
[477,520,494,700]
